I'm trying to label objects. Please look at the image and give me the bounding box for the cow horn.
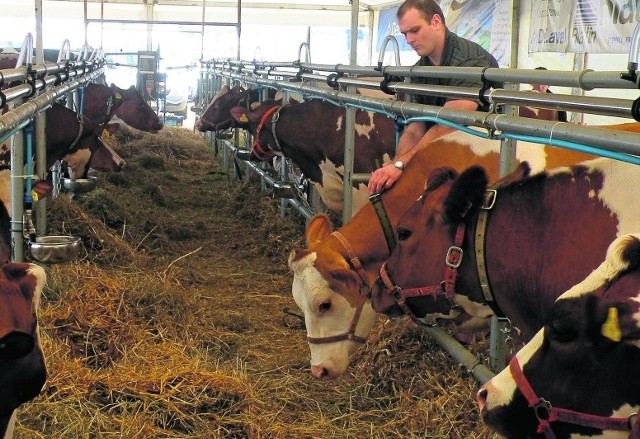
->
[601,306,622,342]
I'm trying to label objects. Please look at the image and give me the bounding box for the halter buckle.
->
[533,398,552,421]
[445,246,463,268]
[482,189,497,209]
[391,287,405,304]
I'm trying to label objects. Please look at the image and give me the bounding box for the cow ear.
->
[327,268,361,306]
[305,214,333,248]
[444,165,488,221]
[425,167,458,192]
[288,248,313,272]
[230,106,251,124]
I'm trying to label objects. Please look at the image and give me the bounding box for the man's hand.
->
[368,163,402,194]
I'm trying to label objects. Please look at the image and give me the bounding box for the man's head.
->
[532,67,550,93]
[396,0,446,60]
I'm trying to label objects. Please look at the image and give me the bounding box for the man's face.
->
[398,7,440,58]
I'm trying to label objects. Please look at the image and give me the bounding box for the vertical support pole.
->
[490,0,520,373]
[34,0,47,237]
[10,130,25,262]
[341,0,360,224]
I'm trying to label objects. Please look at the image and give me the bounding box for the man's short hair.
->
[397,0,446,26]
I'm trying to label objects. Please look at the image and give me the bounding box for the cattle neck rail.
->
[199,58,640,384]
[2,59,105,262]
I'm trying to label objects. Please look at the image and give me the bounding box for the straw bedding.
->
[15,126,499,438]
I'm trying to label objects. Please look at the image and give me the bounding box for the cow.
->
[477,233,640,439]
[82,82,163,133]
[0,262,47,439]
[228,99,399,214]
[194,85,278,133]
[288,130,598,379]
[368,157,640,346]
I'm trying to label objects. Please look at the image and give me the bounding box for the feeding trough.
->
[28,235,82,264]
[63,175,98,194]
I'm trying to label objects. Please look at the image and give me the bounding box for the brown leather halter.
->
[305,231,372,345]
[509,356,639,438]
[251,105,281,161]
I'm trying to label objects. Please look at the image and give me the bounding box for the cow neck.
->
[252,105,282,160]
[509,356,637,438]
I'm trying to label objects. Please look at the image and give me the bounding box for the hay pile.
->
[17,126,499,438]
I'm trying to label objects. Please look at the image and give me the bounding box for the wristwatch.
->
[394,160,404,170]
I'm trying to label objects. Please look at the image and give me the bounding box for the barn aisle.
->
[17,125,498,438]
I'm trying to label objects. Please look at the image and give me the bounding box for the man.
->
[368,0,501,194]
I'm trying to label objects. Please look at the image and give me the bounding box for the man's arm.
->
[367,98,478,194]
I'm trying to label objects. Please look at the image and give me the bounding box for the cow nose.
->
[310,365,334,380]
[476,387,488,411]
[0,332,35,360]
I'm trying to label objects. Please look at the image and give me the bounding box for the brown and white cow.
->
[82,82,163,133]
[194,85,261,133]
[0,262,47,439]
[478,234,640,439]
[229,99,399,214]
[288,131,598,379]
[369,158,640,344]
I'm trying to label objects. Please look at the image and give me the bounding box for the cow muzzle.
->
[0,331,35,360]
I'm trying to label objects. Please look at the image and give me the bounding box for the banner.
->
[376,0,512,66]
[529,0,639,53]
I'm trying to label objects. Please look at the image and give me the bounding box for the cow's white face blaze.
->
[289,250,377,379]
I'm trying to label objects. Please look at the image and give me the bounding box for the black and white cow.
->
[477,233,640,439]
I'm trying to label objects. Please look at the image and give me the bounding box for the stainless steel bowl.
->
[272,181,296,199]
[29,235,82,264]
[63,175,97,193]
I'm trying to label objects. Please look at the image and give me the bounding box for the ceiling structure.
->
[46,0,399,12]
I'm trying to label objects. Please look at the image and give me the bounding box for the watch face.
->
[394,161,404,170]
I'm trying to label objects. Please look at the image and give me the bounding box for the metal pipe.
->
[297,42,311,63]
[627,22,640,73]
[424,326,495,384]
[377,35,400,68]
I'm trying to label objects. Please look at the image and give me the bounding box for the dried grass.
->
[15,126,499,438]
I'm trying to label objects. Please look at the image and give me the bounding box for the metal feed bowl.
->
[29,236,82,264]
[272,181,296,199]
[63,175,97,194]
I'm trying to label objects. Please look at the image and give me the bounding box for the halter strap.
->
[475,187,505,317]
[509,356,635,438]
[306,231,372,345]
[69,114,85,149]
[378,222,465,323]
[251,105,281,160]
[369,192,396,254]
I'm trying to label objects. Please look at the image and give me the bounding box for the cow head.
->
[288,214,378,380]
[478,234,640,439]
[110,84,163,133]
[0,262,47,437]
[370,165,490,322]
[196,85,253,132]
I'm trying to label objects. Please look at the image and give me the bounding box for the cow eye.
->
[318,300,331,313]
[397,227,412,241]
[548,318,579,343]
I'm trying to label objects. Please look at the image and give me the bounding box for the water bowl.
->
[63,175,97,194]
[29,235,82,264]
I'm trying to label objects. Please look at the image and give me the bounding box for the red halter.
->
[378,223,465,324]
[251,105,281,161]
[509,356,638,438]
